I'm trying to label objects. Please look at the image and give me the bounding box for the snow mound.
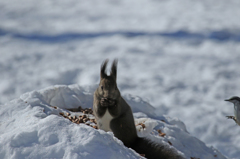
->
[0,85,226,159]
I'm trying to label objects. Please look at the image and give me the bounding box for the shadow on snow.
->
[0,28,240,43]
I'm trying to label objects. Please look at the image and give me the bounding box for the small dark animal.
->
[93,59,185,159]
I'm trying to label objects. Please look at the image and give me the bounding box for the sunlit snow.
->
[0,0,240,158]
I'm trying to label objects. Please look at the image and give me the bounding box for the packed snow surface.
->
[0,85,226,159]
[0,0,240,158]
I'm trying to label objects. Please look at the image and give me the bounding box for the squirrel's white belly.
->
[98,109,114,132]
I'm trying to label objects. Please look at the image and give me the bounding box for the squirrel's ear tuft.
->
[101,59,109,79]
[110,59,118,81]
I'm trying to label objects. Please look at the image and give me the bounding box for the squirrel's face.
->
[98,77,120,100]
[98,59,119,100]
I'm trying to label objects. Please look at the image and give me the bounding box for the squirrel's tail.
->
[130,137,185,159]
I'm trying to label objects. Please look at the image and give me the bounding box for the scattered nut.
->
[157,129,166,137]
[90,119,95,123]
[168,141,172,145]
[136,123,146,129]
[51,106,57,109]
[79,119,83,123]
[83,118,89,122]
[58,107,98,129]
[92,126,98,129]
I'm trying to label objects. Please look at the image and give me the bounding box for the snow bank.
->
[0,85,226,159]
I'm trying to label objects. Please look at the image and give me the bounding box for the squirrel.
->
[93,59,185,159]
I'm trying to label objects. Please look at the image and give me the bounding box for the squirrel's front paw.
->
[100,98,109,107]
[100,98,116,107]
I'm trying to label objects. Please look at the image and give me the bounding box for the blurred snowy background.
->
[1,0,240,158]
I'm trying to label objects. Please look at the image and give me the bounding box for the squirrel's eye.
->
[101,86,103,90]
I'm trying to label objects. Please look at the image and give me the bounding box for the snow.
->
[0,0,240,158]
[0,85,225,159]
